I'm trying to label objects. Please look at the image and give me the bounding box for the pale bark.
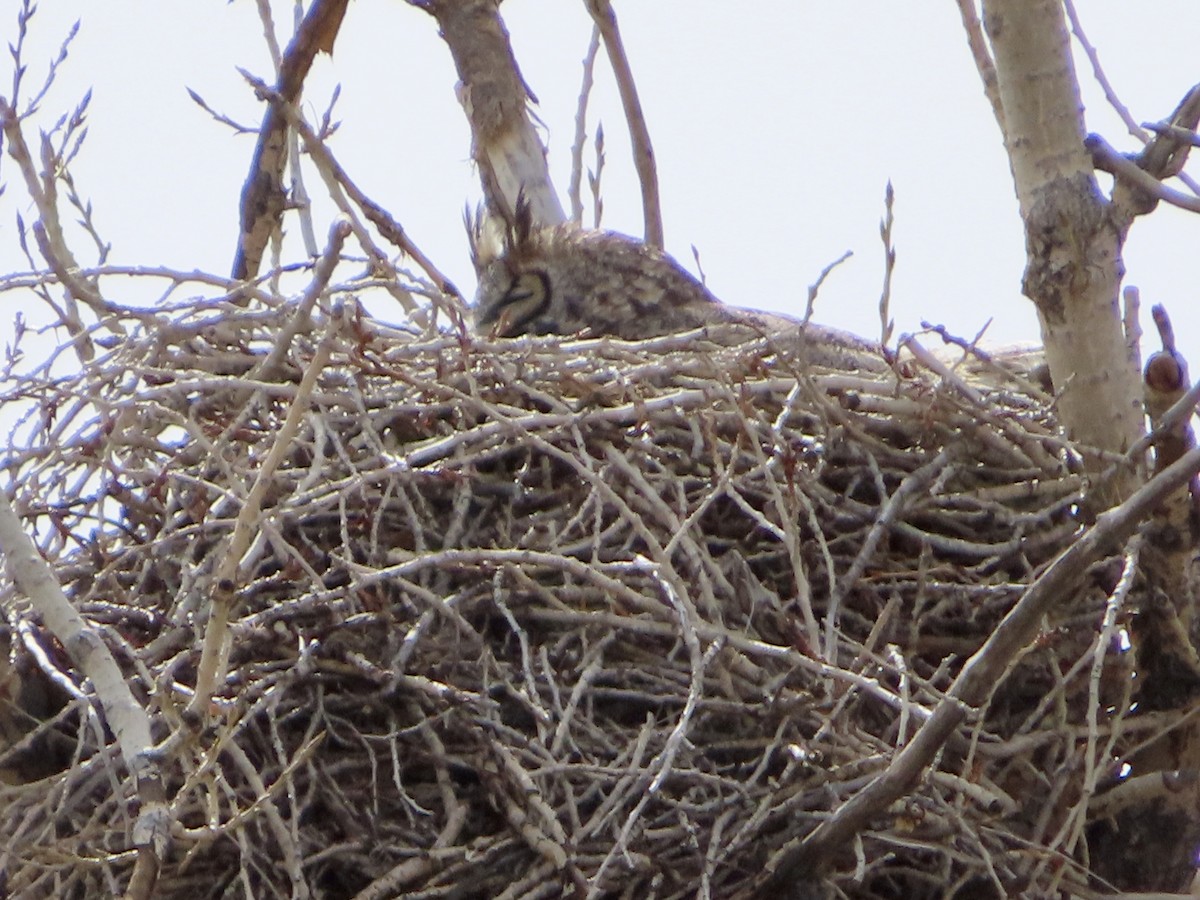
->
[982,0,1143,504]
[412,0,566,230]
[0,488,171,890]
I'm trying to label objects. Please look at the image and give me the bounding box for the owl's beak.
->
[484,271,550,338]
[492,307,516,339]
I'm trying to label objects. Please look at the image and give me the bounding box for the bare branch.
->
[877,181,896,348]
[1089,132,1200,216]
[569,26,602,226]
[411,0,565,229]
[240,72,454,313]
[0,97,110,361]
[584,0,663,248]
[954,0,1004,133]
[0,487,171,889]
[757,441,1200,891]
[1063,0,1146,142]
[231,0,351,282]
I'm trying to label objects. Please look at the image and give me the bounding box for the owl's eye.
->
[483,270,551,337]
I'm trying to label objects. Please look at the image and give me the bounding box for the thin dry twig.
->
[877,181,896,349]
[758,442,1200,892]
[584,0,663,248]
[231,0,351,282]
[569,26,602,226]
[188,305,345,716]
[1063,0,1146,142]
[955,0,1004,133]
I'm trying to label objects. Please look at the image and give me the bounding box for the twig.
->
[757,442,1200,891]
[584,0,663,248]
[900,335,985,405]
[802,250,854,324]
[569,26,602,225]
[187,306,344,717]
[0,487,171,893]
[0,96,103,361]
[954,0,1004,133]
[877,181,896,348]
[231,0,351,282]
[243,71,455,310]
[1063,0,1146,142]
[823,449,954,662]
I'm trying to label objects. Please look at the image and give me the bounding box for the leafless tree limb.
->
[231,0,350,283]
[584,0,663,249]
[411,0,565,229]
[757,441,1200,893]
[1063,0,1146,143]
[241,71,456,315]
[569,25,602,226]
[0,488,171,896]
[955,0,1003,133]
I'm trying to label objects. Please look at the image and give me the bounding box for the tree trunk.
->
[983,0,1142,506]
[414,0,565,230]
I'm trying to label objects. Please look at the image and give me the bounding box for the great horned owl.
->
[470,205,787,340]
[468,206,888,375]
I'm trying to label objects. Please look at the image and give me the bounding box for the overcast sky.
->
[3,1,1199,363]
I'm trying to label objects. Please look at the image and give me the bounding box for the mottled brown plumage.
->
[468,208,887,374]
[470,205,789,340]
[474,229,729,339]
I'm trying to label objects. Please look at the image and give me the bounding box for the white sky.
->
[3,1,1199,363]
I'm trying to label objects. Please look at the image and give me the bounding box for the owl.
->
[467,207,887,376]
[469,204,788,341]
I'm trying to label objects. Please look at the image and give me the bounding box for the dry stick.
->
[901,335,986,405]
[822,448,954,663]
[1057,539,1139,863]
[1088,134,1200,214]
[1121,371,1200,475]
[877,181,896,348]
[278,90,461,299]
[0,98,101,360]
[590,566,718,899]
[0,488,171,898]
[568,25,602,225]
[756,443,1200,894]
[187,306,344,717]
[241,72,431,313]
[584,0,663,248]
[1062,0,1146,142]
[954,0,1004,133]
[208,217,351,467]
[254,218,351,381]
[231,0,350,282]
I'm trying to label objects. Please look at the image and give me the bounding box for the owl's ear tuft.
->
[511,192,536,255]
[465,203,504,273]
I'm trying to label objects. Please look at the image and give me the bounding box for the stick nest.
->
[0,300,1142,899]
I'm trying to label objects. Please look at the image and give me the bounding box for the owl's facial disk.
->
[477,269,551,338]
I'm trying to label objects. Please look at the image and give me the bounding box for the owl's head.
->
[468,200,564,338]
[468,202,724,340]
